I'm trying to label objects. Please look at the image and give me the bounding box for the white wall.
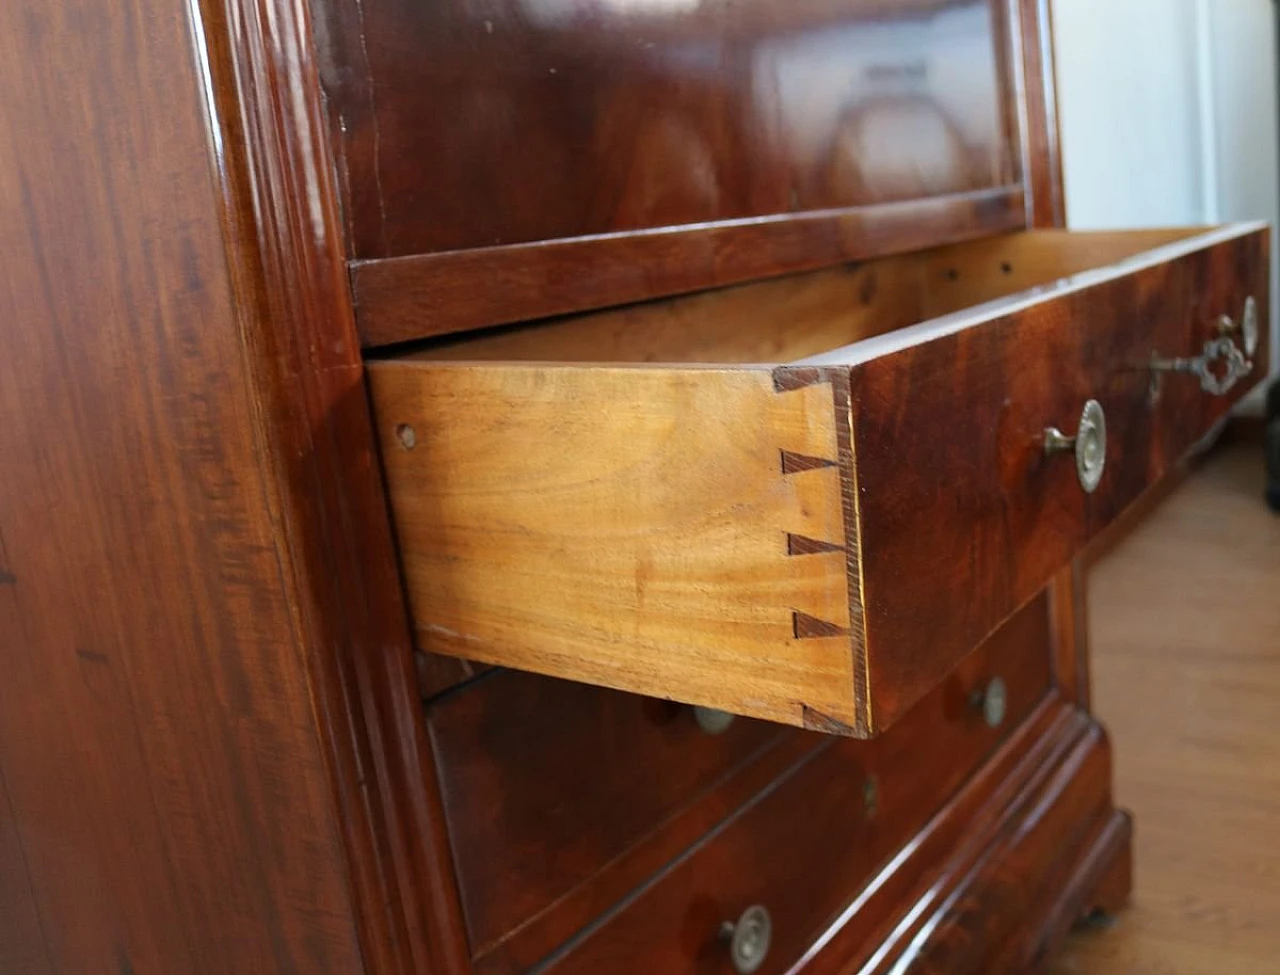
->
[1053,0,1280,401]
[1054,0,1209,228]
[1205,0,1280,387]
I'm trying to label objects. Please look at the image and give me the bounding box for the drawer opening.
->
[367,223,1267,737]
[390,227,1205,366]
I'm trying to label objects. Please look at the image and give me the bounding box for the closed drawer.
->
[429,673,791,962]
[534,590,1055,975]
[369,224,1269,734]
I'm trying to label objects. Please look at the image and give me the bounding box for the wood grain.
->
[436,591,1050,973]
[812,735,1129,975]
[533,594,1057,975]
[315,0,1059,347]
[351,189,1026,346]
[396,226,1205,366]
[371,363,861,731]
[1051,445,1280,975]
[319,0,1018,260]
[324,0,1078,347]
[429,672,793,964]
[843,223,1268,728]
[395,258,925,366]
[1013,0,1066,229]
[1048,560,1091,709]
[911,226,1204,316]
[197,0,473,969]
[372,225,1268,734]
[0,0,367,970]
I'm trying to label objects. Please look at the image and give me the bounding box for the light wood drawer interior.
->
[368,224,1268,735]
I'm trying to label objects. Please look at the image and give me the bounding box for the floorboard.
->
[1049,445,1280,973]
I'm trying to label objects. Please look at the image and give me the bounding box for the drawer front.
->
[430,673,792,960]
[370,224,1268,736]
[848,225,1270,726]
[536,591,1054,975]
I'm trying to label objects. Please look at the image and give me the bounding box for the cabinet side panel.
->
[0,1,367,972]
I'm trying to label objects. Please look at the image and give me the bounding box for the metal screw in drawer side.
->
[394,423,417,450]
[970,676,1008,729]
[719,905,772,974]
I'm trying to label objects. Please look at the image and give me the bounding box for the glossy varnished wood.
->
[321,0,1018,259]
[845,224,1268,725]
[0,1,1143,973]
[0,0,472,972]
[1051,446,1280,974]
[351,189,1025,346]
[1013,0,1064,228]
[528,593,1055,975]
[0,1,367,971]
[430,674,787,957]
[370,225,1268,734]
[313,0,1045,345]
[197,0,472,971]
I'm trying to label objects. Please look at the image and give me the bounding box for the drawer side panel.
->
[370,363,860,730]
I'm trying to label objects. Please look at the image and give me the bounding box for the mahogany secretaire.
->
[0,0,1267,973]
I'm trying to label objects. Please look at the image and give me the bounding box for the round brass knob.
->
[719,905,772,974]
[1044,399,1106,494]
[693,706,735,735]
[971,676,1007,728]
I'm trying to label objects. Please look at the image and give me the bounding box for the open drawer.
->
[367,224,1269,736]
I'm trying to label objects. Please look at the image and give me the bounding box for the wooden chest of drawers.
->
[0,0,1264,973]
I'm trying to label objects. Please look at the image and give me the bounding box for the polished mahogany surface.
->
[849,226,1269,727]
[534,591,1054,975]
[0,0,369,971]
[320,0,1018,259]
[0,0,1136,971]
[433,592,1051,975]
[430,674,786,955]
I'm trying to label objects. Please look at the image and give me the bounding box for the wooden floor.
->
[1048,445,1280,973]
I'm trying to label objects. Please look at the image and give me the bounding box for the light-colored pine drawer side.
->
[368,362,866,733]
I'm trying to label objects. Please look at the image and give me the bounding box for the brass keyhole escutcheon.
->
[1150,297,1256,397]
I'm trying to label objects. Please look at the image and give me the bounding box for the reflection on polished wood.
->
[319,0,1017,259]
[1050,445,1280,974]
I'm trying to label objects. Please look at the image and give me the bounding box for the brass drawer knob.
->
[693,706,736,735]
[719,905,772,974]
[1044,399,1107,494]
[971,676,1008,728]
